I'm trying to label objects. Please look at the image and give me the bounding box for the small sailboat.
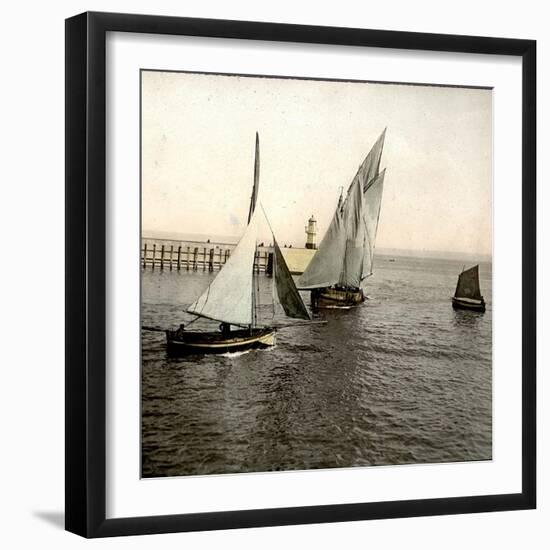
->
[297,129,387,309]
[452,265,486,312]
[166,133,311,355]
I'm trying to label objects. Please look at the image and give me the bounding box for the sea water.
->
[141,253,492,477]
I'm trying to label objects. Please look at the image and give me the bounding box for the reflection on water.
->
[141,255,492,477]
[452,309,486,328]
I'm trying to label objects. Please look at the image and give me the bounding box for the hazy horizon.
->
[141,228,491,262]
[142,71,492,257]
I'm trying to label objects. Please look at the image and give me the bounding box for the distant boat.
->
[297,129,386,309]
[452,265,486,312]
[166,133,311,355]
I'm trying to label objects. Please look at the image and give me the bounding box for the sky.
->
[141,70,492,256]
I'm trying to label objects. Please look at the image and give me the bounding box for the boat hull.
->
[452,297,486,312]
[166,327,275,356]
[311,287,365,309]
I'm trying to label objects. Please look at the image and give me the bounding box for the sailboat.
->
[166,133,311,355]
[452,265,486,312]
[297,130,387,309]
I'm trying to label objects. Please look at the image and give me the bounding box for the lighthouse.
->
[305,215,317,250]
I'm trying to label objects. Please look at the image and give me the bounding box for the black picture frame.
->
[65,11,536,538]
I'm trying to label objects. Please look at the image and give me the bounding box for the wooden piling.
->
[140,240,283,274]
[208,248,214,272]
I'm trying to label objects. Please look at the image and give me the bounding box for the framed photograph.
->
[65,11,536,538]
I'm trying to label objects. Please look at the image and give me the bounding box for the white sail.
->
[340,129,386,200]
[187,212,259,326]
[187,133,311,327]
[339,175,367,288]
[362,169,385,279]
[296,203,346,289]
[361,128,386,193]
[298,129,386,290]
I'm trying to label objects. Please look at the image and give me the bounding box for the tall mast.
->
[248,132,260,224]
[249,133,260,329]
[251,243,257,328]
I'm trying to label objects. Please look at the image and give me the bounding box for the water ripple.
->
[141,256,492,477]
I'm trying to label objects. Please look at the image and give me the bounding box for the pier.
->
[141,237,315,275]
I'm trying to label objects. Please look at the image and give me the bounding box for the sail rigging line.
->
[183,308,251,329]
[183,314,201,327]
[191,278,213,320]
[259,202,275,235]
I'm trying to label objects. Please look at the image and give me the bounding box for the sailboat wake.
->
[220,345,277,359]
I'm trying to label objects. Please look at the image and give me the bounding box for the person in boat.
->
[219,322,231,338]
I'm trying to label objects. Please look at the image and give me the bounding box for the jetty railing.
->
[141,239,273,274]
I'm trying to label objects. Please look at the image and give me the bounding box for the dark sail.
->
[454,265,482,300]
[274,239,311,320]
[247,132,260,224]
